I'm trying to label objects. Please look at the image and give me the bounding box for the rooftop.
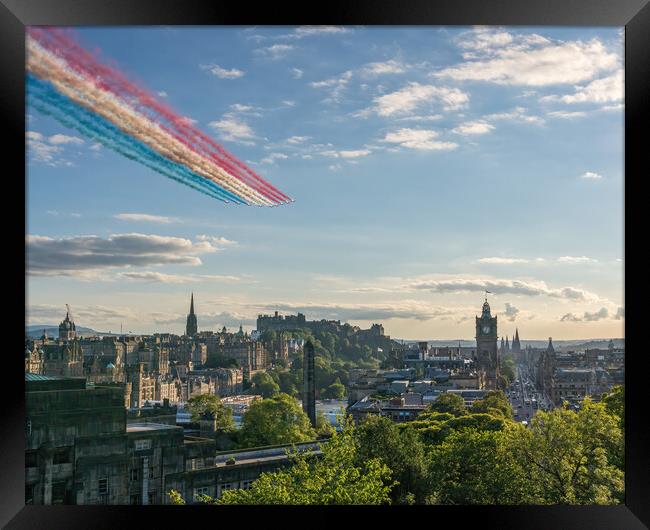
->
[126,422,182,432]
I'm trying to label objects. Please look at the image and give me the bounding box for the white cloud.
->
[543,72,623,104]
[580,171,603,180]
[321,149,371,159]
[113,213,178,224]
[48,134,84,145]
[478,257,529,264]
[436,35,620,86]
[483,107,545,125]
[157,91,168,98]
[310,70,353,103]
[363,59,407,76]
[293,26,351,39]
[546,110,587,119]
[557,256,597,264]
[260,153,289,165]
[452,120,495,135]
[257,44,295,60]
[371,82,469,116]
[200,63,245,79]
[286,135,311,145]
[397,114,443,122]
[209,114,255,144]
[382,128,458,151]
[291,68,304,79]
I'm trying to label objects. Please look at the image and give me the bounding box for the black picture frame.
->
[3,0,647,527]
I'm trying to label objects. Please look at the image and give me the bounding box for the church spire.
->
[186,292,198,337]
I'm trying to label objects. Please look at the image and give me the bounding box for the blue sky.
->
[26,26,624,340]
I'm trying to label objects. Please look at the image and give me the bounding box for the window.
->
[98,477,108,495]
[134,439,152,451]
[51,481,67,504]
[130,468,139,481]
[193,487,209,501]
[241,480,254,490]
[148,491,157,505]
[25,451,38,468]
[53,447,71,465]
[25,484,34,505]
[130,494,141,505]
[149,466,154,479]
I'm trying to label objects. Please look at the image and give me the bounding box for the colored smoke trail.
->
[28,75,244,203]
[26,28,292,206]
[28,27,291,205]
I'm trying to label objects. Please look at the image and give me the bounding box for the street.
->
[507,364,553,427]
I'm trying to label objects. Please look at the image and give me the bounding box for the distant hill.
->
[394,338,624,351]
[25,325,122,338]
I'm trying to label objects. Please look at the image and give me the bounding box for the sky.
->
[26,26,625,340]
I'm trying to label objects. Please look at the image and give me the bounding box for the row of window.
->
[192,480,254,501]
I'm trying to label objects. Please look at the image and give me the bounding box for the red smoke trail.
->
[28,27,291,205]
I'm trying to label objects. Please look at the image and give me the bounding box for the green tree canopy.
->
[602,385,624,429]
[508,399,624,504]
[471,390,513,419]
[218,420,394,505]
[323,377,346,399]
[239,393,317,448]
[354,416,430,504]
[185,394,235,432]
[251,371,281,398]
[427,392,466,416]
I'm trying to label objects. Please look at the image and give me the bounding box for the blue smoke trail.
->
[27,74,248,205]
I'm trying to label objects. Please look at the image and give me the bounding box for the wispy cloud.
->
[200,63,245,79]
[113,213,179,224]
[435,29,620,87]
[208,114,256,144]
[452,120,495,136]
[256,44,295,60]
[580,171,603,180]
[382,128,458,151]
[367,82,469,117]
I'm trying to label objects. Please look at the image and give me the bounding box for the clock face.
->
[482,325,491,334]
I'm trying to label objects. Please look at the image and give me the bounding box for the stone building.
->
[25,374,128,505]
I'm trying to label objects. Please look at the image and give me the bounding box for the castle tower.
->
[185,293,198,337]
[302,340,316,427]
[475,297,499,390]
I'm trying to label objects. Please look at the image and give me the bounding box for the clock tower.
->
[475,298,499,390]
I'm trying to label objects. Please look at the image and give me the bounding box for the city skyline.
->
[26,26,624,340]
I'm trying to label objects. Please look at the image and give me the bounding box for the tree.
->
[354,416,430,504]
[508,401,624,504]
[427,392,466,416]
[428,425,534,504]
[471,390,513,419]
[251,371,280,398]
[500,357,516,386]
[602,385,624,429]
[316,411,336,438]
[217,420,395,505]
[239,393,317,448]
[323,377,346,399]
[185,394,235,432]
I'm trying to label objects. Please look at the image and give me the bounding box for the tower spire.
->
[190,292,195,315]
